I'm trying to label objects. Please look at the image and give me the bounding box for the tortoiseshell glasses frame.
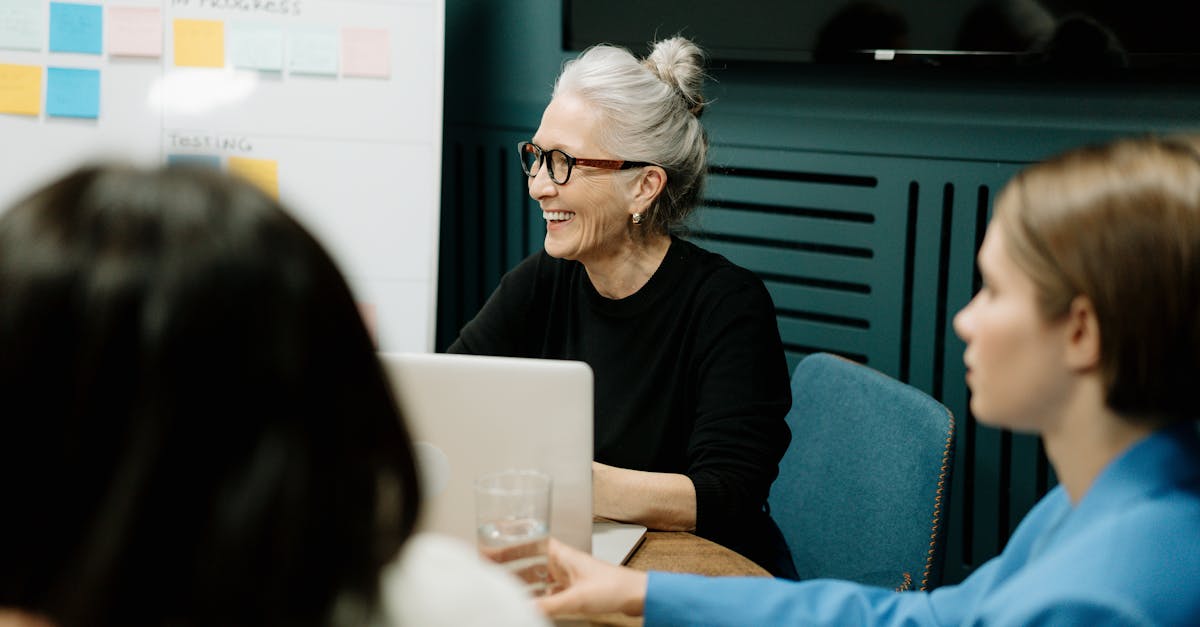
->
[517,141,654,185]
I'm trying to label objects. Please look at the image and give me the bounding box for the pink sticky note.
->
[108,6,162,58]
[340,27,389,78]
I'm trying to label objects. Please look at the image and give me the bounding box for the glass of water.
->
[474,469,552,596]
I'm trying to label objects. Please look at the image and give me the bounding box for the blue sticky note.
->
[46,67,100,118]
[167,154,221,169]
[49,2,102,55]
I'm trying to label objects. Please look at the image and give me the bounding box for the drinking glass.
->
[474,469,552,596]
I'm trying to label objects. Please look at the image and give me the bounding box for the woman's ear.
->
[630,166,667,213]
[1064,295,1101,372]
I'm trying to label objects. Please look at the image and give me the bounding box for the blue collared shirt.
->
[646,424,1200,626]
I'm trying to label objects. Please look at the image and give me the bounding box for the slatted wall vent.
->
[694,164,890,370]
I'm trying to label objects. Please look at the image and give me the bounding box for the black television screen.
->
[564,0,1199,70]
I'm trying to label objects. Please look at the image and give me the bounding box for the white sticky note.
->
[229,22,284,71]
[288,25,337,76]
[0,0,43,51]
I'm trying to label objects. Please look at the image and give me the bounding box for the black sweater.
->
[448,237,793,573]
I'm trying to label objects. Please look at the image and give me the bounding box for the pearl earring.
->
[631,213,645,225]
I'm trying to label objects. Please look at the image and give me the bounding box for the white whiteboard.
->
[0,0,444,352]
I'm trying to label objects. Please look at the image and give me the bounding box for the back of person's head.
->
[1038,13,1128,69]
[954,0,1055,53]
[994,136,1200,424]
[813,1,910,62]
[0,164,421,626]
[553,36,708,235]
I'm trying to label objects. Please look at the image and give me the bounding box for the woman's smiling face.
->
[528,93,638,267]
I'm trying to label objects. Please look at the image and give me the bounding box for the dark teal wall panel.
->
[704,178,882,213]
[693,208,878,248]
[763,281,874,324]
[693,238,877,284]
[704,68,1200,163]
[440,124,543,348]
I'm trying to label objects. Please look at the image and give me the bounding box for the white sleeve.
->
[378,533,552,627]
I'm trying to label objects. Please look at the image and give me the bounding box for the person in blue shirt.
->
[534,135,1200,626]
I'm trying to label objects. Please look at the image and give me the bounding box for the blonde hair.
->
[553,37,708,234]
[994,136,1200,422]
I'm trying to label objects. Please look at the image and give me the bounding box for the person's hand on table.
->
[536,538,648,618]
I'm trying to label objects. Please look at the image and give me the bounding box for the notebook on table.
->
[379,352,646,564]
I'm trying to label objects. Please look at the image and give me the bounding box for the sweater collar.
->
[582,236,691,317]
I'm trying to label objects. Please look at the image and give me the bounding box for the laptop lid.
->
[592,520,647,565]
[379,352,593,553]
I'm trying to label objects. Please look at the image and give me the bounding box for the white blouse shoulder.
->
[378,533,552,627]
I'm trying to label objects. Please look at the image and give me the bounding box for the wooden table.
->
[558,531,770,627]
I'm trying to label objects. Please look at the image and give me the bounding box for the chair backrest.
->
[768,353,955,590]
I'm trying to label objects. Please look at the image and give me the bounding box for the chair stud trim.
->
[920,408,956,591]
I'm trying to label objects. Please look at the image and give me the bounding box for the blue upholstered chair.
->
[768,353,956,590]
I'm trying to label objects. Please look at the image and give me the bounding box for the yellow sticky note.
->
[174,19,225,68]
[0,63,42,116]
[228,157,279,199]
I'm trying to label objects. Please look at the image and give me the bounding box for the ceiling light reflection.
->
[147,68,259,116]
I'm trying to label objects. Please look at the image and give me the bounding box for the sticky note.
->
[229,22,283,71]
[174,19,224,68]
[167,153,221,169]
[288,26,337,76]
[107,6,162,58]
[341,27,389,78]
[228,156,278,198]
[0,63,42,116]
[0,0,42,51]
[46,66,100,118]
[49,2,103,55]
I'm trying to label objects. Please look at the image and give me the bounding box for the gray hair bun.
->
[643,37,707,117]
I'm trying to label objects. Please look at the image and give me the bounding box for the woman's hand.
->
[536,538,649,617]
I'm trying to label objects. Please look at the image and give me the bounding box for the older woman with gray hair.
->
[448,37,795,577]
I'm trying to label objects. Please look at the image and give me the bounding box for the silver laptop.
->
[379,352,645,563]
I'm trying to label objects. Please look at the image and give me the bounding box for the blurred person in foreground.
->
[0,164,549,627]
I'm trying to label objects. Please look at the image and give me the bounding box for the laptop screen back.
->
[379,352,594,553]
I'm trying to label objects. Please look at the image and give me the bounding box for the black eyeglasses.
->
[517,141,654,185]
